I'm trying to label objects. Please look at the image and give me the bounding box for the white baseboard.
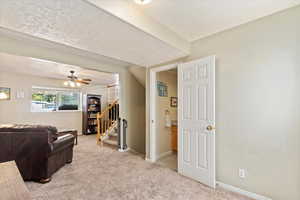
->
[123,147,145,155]
[216,181,272,200]
[126,147,138,154]
[145,158,154,162]
[118,147,130,152]
[156,151,173,161]
[118,148,129,152]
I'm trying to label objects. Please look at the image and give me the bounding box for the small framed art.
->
[170,97,177,107]
[0,87,10,100]
[157,81,168,97]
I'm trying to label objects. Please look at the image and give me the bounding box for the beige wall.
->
[156,71,177,157]
[123,70,146,154]
[0,34,146,154]
[189,6,300,200]
[0,72,82,132]
[146,6,300,200]
[0,72,111,134]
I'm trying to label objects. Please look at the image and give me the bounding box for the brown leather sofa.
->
[0,124,75,183]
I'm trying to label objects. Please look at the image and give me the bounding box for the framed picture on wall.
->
[0,87,11,100]
[157,81,168,97]
[170,97,177,107]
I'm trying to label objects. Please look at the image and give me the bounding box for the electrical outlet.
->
[239,169,246,178]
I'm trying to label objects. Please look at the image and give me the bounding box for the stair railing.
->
[96,99,119,144]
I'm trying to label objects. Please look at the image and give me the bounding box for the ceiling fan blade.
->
[67,71,90,84]
[78,78,91,82]
[81,82,90,85]
[81,78,92,81]
[76,80,90,85]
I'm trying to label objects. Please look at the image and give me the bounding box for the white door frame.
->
[149,63,179,162]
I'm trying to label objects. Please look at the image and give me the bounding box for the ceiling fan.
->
[64,70,92,87]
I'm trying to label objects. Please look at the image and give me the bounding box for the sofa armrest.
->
[50,134,75,155]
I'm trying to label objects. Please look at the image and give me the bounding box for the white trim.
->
[118,148,129,152]
[151,63,179,72]
[156,151,173,161]
[145,158,153,162]
[126,147,138,154]
[31,110,82,113]
[216,182,272,200]
[32,86,81,92]
[149,70,156,162]
[31,86,83,113]
[149,63,178,162]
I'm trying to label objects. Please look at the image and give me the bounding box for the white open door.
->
[178,56,216,188]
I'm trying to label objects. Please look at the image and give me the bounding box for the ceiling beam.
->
[85,0,190,54]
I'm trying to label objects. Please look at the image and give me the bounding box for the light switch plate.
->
[239,169,246,178]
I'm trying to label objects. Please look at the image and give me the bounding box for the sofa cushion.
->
[0,124,58,142]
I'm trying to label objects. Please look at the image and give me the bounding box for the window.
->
[31,87,81,112]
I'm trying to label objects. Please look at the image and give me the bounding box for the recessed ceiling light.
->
[134,0,152,5]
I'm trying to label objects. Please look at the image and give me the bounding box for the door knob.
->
[206,125,215,131]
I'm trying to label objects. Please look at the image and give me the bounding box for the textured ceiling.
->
[0,53,118,86]
[85,0,190,54]
[0,0,298,68]
[0,0,188,67]
[139,0,300,41]
[0,27,131,69]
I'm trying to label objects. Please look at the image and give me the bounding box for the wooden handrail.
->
[96,99,119,144]
[97,99,119,119]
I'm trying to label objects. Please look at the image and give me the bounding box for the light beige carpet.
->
[26,135,253,200]
[157,152,178,171]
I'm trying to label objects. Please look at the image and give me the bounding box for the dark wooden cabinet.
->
[82,94,101,135]
[171,125,177,151]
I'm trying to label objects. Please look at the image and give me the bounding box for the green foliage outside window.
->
[32,93,56,103]
[31,88,80,112]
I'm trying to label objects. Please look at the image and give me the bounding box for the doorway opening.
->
[155,68,178,171]
[149,63,178,167]
[149,56,216,188]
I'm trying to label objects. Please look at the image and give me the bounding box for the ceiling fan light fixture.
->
[134,0,152,5]
[64,70,91,87]
[70,81,76,87]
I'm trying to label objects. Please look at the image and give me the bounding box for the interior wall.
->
[146,6,300,200]
[0,72,82,132]
[123,70,146,154]
[156,71,177,158]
